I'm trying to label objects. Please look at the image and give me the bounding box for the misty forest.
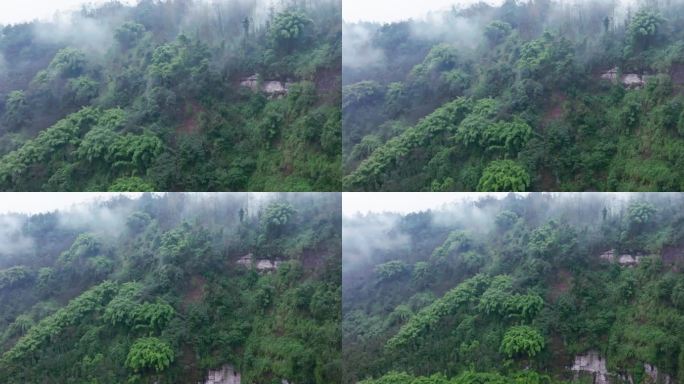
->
[343,0,684,192]
[0,0,341,192]
[343,193,684,383]
[0,193,341,383]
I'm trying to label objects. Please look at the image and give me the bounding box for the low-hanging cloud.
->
[342,0,680,76]
[0,215,35,257]
[181,0,271,35]
[430,201,497,233]
[33,11,119,55]
[342,22,385,69]
[410,12,483,50]
[343,213,410,271]
[178,0,340,43]
[57,203,133,240]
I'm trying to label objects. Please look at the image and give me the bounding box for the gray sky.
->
[0,193,144,214]
[0,0,136,24]
[343,193,521,216]
[343,0,503,23]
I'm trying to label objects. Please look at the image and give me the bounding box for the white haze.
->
[182,0,278,32]
[342,23,385,69]
[342,213,410,268]
[247,192,279,217]
[0,215,35,256]
[342,193,645,272]
[57,202,136,239]
[0,193,145,215]
[343,0,650,23]
[411,12,483,49]
[343,193,515,268]
[343,0,656,77]
[343,0,504,23]
[0,193,143,258]
[0,0,136,25]
[343,192,517,216]
[0,193,267,259]
[34,12,119,55]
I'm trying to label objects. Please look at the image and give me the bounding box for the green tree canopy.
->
[114,21,146,49]
[125,337,174,372]
[48,47,88,78]
[628,10,665,52]
[500,325,544,358]
[270,11,314,53]
[477,160,530,192]
[375,260,409,282]
[484,21,512,45]
[3,90,30,129]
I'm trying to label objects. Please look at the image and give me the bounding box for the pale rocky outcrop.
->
[199,365,241,384]
[600,67,648,89]
[622,74,644,88]
[237,253,283,272]
[256,259,283,270]
[236,254,253,267]
[571,351,609,384]
[599,250,643,266]
[600,249,616,262]
[240,75,259,90]
[570,352,674,384]
[645,363,673,384]
[240,74,291,97]
[601,68,619,81]
[197,365,293,384]
[618,255,642,266]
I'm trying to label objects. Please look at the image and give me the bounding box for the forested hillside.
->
[0,0,341,191]
[343,0,684,191]
[0,193,341,383]
[343,193,684,383]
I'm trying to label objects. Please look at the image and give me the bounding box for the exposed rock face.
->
[256,259,283,270]
[570,353,674,384]
[601,68,619,81]
[262,81,289,95]
[236,254,253,267]
[197,365,293,384]
[240,75,259,90]
[618,255,642,266]
[622,74,644,88]
[571,352,609,384]
[645,363,673,384]
[600,249,616,262]
[240,74,291,97]
[599,250,643,266]
[237,254,283,272]
[600,67,648,88]
[199,365,241,384]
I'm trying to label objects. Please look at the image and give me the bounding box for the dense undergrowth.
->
[0,193,341,383]
[0,0,341,191]
[343,0,684,191]
[343,193,684,383]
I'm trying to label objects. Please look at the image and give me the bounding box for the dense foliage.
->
[343,193,684,383]
[0,0,341,191]
[343,0,684,191]
[0,192,341,383]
